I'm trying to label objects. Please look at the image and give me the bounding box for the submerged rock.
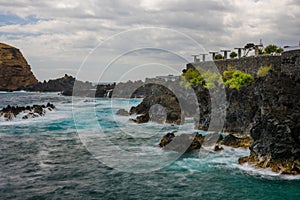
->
[116,109,129,116]
[159,131,176,147]
[214,145,224,152]
[131,113,150,123]
[159,132,205,153]
[0,103,55,120]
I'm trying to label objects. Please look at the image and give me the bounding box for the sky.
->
[0,0,299,82]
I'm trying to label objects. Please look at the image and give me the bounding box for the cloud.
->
[0,0,299,81]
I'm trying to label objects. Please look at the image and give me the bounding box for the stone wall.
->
[189,55,282,76]
[189,50,300,76]
[281,49,300,75]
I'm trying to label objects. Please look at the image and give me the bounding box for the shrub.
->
[230,52,238,59]
[257,65,272,77]
[180,68,203,88]
[196,67,223,89]
[214,54,223,60]
[180,67,223,89]
[223,65,235,81]
[264,45,283,54]
[223,65,254,89]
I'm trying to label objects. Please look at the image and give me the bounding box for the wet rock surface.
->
[116,109,130,116]
[240,70,300,174]
[0,103,55,120]
[159,132,205,153]
[158,131,252,153]
[220,134,252,148]
[129,84,183,125]
[144,50,300,174]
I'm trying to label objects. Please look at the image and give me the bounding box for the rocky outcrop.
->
[158,132,251,153]
[159,132,205,153]
[239,70,300,174]
[112,80,145,98]
[0,43,38,91]
[222,87,258,134]
[142,50,300,174]
[116,109,130,116]
[219,133,252,148]
[95,84,115,98]
[25,74,78,93]
[129,84,183,125]
[0,103,55,120]
[24,74,115,98]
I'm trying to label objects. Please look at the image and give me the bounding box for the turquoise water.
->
[0,92,299,199]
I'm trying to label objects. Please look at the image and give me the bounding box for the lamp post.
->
[192,55,200,63]
[200,53,208,62]
[209,51,218,60]
[234,48,244,58]
[220,50,231,59]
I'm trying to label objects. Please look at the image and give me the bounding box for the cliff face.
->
[129,50,300,174]
[244,58,300,174]
[0,43,38,91]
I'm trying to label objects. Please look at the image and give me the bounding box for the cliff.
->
[0,43,38,91]
[129,50,300,174]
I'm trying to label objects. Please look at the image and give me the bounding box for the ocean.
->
[0,92,299,199]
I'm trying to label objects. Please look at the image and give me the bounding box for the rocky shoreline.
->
[158,131,252,153]
[1,42,299,175]
[123,50,300,174]
[0,103,55,120]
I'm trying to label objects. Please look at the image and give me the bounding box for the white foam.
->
[0,106,71,126]
[235,163,300,180]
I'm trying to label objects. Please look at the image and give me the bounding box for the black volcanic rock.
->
[140,50,300,174]
[0,103,55,120]
[242,70,300,174]
[129,83,183,125]
[159,131,176,147]
[116,109,130,116]
[220,134,252,148]
[24,74,92,93]
[158,132,250,153]
[24,74,76,92]
[24,74,116,98]
[159,132,205,153]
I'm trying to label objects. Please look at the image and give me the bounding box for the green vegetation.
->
[244,43,255,56]
[257,65,273,77]
[242,43,283,56]
[181,68,203,88]
[264,45,283,54]
[230,52,237,59]
[180,67,223,89]
[214,54,223,60]
[181,65,254,90]
[200,68,223,89]
[223,65,254,89]
[258,48,264,55]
